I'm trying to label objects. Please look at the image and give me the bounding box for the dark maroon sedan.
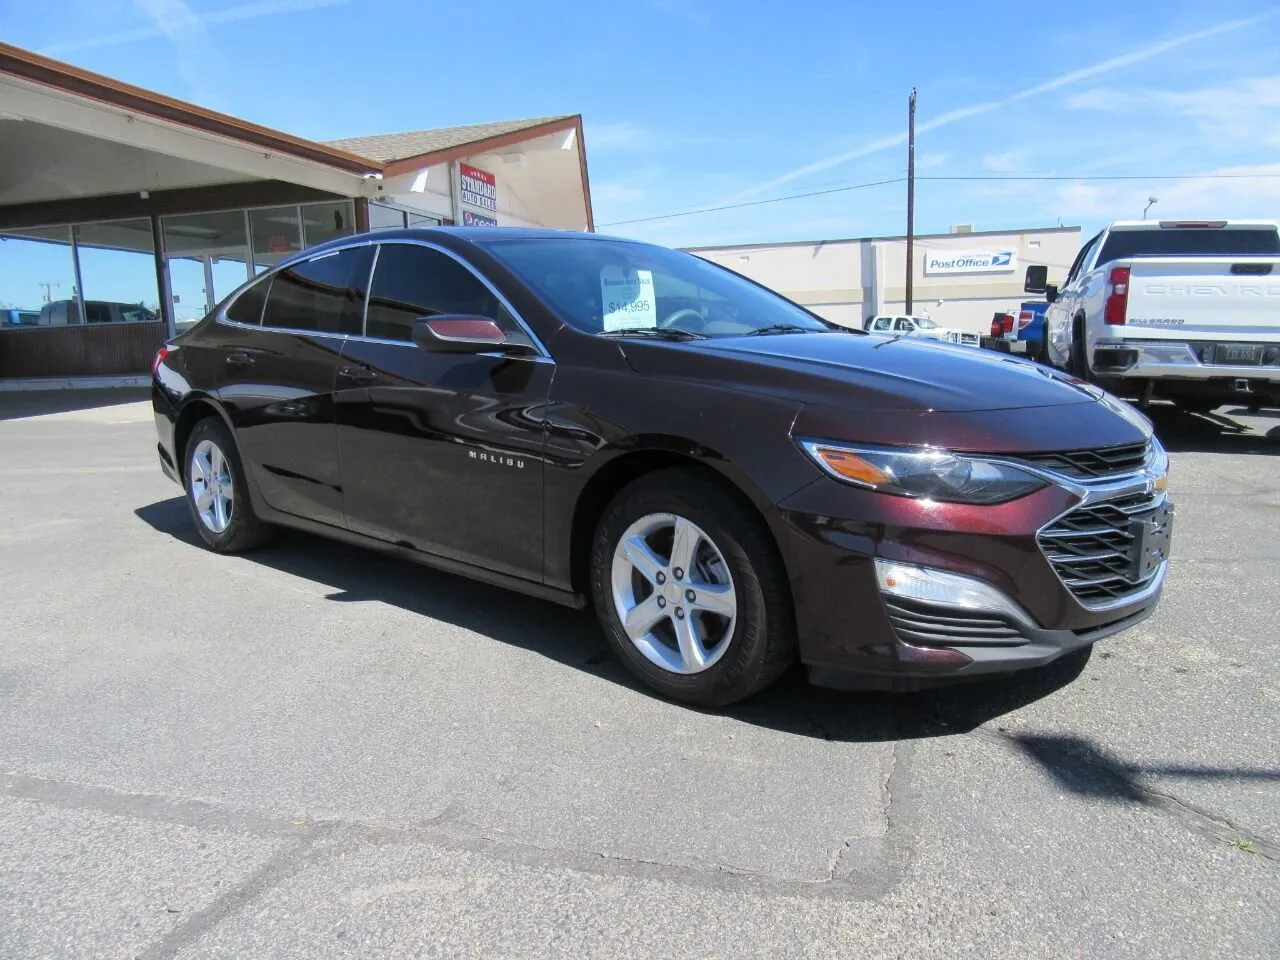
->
[152,228,1172,706]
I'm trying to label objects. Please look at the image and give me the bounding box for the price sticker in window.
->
[601,266,657,331]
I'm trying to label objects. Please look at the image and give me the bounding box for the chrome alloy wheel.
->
[610,513,738,674]
[189,438,234,534]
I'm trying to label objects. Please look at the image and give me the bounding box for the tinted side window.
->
[365,243,521,342]
[894,318,912,331]
[873,317,891,331]
[226,278,269,325]
[1067,233,1101,284]
[262,247,371,335]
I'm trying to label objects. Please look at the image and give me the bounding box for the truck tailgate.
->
[1125,257,1280,341]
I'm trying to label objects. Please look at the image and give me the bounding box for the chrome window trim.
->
[363,238,552,359]
[214,234,554,363]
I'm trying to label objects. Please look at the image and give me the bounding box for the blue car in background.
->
[985,300,1049,363]
[1014,300,1048,361]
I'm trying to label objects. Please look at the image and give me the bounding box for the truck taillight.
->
[1104,267,1130,325]
[1002,314,1015,335]
[152,345,169,377]
[1018,310,1033,330]
[990,317,1002,337]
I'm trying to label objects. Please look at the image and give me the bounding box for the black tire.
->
[589,468,796,707]
[1069,317,1092,381]
[183,417,274,552]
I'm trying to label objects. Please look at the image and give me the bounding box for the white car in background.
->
[865,314,980,347]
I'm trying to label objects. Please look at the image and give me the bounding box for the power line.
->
[599,170,1280,228]
[920,173,1280,182]
[598,177,906,227]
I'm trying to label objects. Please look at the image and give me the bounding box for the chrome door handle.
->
[338,364,377,382]
[225,351,255,367]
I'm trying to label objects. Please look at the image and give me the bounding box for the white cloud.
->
[981,149,1025,173]
[41,0,347,57]
[727,9,1279,202]
[1011,163,1280,223]
[917,152,950,170]
[1066,76,1280,147]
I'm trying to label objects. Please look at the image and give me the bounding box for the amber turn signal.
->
[810,446,891,487]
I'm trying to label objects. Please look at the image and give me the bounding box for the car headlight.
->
[798,440,1047,505]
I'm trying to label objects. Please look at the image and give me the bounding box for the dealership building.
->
[0,41,592,385]
[688,225,1082,332]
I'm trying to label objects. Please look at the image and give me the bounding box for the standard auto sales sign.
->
[459,163,498,213]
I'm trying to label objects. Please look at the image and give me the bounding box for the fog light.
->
[875,560,1029,622]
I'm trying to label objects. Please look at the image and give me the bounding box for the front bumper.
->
[1093,338,1280,382]
[774,467,1170,689]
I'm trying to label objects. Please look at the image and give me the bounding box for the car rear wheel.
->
[590,469,795,706]
[184,417,273,552]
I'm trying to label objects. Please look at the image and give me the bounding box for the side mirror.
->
[411,315,530,355]
[1024,264,1048,294]
[1044,284,1059,304]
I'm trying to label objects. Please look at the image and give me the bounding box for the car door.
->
[1046,232,1101,366]
[216,245,372,529]
[335,240,553,582]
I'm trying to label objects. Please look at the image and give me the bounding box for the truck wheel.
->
[1069,319,1093,382]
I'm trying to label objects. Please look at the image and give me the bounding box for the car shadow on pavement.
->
[1144,402,1280,455]
[137,496,1098,745]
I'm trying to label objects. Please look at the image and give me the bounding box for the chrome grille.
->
[1038,491,1167,605]
[884,597,1026,646]
[1019,440,1148,480]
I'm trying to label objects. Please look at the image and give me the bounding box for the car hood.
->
[623,331,1101,413]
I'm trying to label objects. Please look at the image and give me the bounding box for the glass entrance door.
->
[161,212,251,332]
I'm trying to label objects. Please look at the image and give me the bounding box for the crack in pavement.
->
[948,723,1280,864]
[0,766,909,952]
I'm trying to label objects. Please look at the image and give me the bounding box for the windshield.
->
[1097,226,1280,263]
[476,237,835,338]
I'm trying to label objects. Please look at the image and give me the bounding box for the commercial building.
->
[0,41,592,385]
[688,225,1082,332]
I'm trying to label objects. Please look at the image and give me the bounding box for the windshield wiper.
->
[743,323,821,336]
[598,327,707,341]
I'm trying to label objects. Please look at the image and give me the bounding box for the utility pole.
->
[905,88,917,315]
[38,281,60,304]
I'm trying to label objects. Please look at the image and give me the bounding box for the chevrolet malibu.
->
[152,228,1173,706]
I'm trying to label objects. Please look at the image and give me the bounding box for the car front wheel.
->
[590,468,795,706]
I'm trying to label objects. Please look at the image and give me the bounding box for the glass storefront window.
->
[162,211,251,329]
[369,202,406,231]
[74,220,161,325]
[301,201,355,247]
[248,206,303,273]
[0,227,76,327]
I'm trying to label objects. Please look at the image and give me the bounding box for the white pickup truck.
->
[1026,220,1280,412]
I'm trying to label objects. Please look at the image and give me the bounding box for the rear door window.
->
[872,317,891,331]
[261,247,371,335]
[226,278,270,325]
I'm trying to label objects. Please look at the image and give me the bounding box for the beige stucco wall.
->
[690,227,1082,333]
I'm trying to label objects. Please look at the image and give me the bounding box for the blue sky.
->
[4,0,1280,253]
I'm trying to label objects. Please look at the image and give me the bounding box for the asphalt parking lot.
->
[1,388,1277,959]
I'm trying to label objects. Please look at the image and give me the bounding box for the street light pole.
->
[1143,196,1158,219]
[905,87,917,314]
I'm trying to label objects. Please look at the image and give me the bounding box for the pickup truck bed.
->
[1040,221,1280,411]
